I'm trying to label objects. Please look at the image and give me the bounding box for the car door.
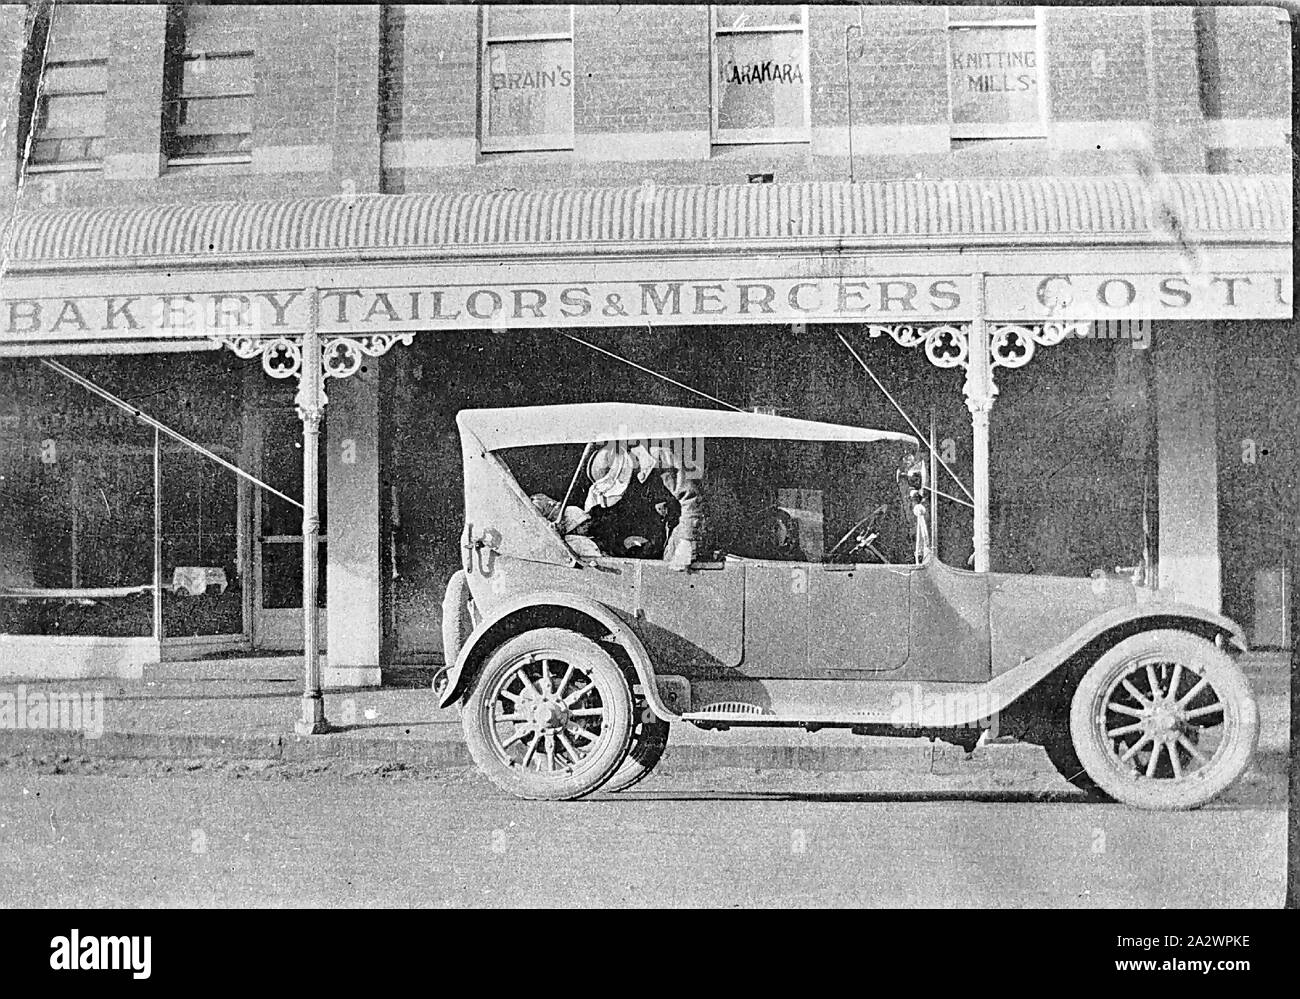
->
[631,556,744,671]
[808,561,915,676]
[738,558,810,678]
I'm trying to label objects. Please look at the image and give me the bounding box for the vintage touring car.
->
[436,403,1257,809]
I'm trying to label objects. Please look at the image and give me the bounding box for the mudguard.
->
[436,590,677,721]
[440,569,474,670]
[982,600,1248,716]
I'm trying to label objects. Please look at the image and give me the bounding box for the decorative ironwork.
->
[211,331,415,396]
[866,323,971,370]
[217,333,303,380]
[988,321,1090,370]
[864,320,1087,373]
[321,333,416,381]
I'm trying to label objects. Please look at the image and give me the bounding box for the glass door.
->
[161,441,245,643]
[251,409,326,650]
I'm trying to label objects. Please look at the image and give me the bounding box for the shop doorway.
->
[250,408,326,650]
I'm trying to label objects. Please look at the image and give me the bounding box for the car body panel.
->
[978,601,1248,721]
[438,587,676,717]
[440,404,1248,728]
[810,563,912,674]
[987,568,1143,675]
[677,601,1246,728]
[461,439,575,570]
[905,557,991,682]
[741,560,810,678]
[441,577,1246,727]
[630,557,744,669]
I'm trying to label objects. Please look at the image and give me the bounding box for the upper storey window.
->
[22,4,110,172]
[947,5,1046,139]
[163,4,255,164]
[481,5,575,152]
[711,5,810,144]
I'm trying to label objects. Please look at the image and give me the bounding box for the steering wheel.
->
[827,504,891,564]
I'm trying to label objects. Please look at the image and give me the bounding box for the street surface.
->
[0,756,1285,908]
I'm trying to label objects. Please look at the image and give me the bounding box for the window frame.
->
[28,57,109,173]
[479,4,576,154]
[163,7,255,167]
[21,7,109,175]
[946,6,1048,140]
[709,4,811,146]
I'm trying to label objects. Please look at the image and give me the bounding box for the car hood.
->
[986,569,1149,672]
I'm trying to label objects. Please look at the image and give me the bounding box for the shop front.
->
[0,176,1290,684]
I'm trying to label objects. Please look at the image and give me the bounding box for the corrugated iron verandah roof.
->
[4,175,1289,268]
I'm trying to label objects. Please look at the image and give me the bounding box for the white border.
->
[947,6,1048,141]
[479,5,576,154]
[710,4,811,146]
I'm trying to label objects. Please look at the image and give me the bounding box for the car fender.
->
[440,569,474,672]
[983,600,1248,714]
[437,590,678,721]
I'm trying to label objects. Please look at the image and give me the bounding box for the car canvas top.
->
[455,402,917,451]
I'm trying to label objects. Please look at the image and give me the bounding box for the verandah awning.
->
[0,174,1291,351]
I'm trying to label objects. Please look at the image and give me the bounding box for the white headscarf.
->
[584,441,666,510]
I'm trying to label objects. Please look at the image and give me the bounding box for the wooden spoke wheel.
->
[462,628,634,801]
[1068,630,1257,810]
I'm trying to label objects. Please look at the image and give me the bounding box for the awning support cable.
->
[559,331,745,413]
[562,328,975,508]
[39,358,304,511]
[835,330,976,504]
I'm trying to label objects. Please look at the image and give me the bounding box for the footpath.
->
[0,653,1288,781]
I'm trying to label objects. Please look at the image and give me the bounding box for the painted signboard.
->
[949,25,1041,128]
[1,268,1291,343]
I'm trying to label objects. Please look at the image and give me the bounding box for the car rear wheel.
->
[462,628,634,801]
[601,704,669,793]
[1068,630,1257,810]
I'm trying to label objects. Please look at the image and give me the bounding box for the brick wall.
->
[816,4,948,127]
[104,4,166,181]
[328,4,382,192]
[381,3,478,141]
[1201,6,1291,119]
[1,3,1289,211]
[9,3,378,210]
[1197,7,1291,174]
[255,5,333,150]
[1048,7,1151,122]
[573,4,709,135]
[0,3,28,195]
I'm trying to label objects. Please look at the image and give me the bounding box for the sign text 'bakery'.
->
[3,271,1291,341]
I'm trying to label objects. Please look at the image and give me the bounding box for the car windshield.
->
[497,437,919,565]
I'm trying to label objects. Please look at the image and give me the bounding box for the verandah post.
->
[295,288,329,735]
[963,272,994,573]
[152,427,162,647]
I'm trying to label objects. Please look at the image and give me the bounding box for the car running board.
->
[680,703,943,731]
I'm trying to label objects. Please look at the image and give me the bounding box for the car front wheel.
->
[1069,629,1257,810]
[462,628,634,801]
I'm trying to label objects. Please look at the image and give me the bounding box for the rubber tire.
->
[1068,629,1258,811]
[601,708,670,793]
[1042,736,1109,800]
[462,628,634,801]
